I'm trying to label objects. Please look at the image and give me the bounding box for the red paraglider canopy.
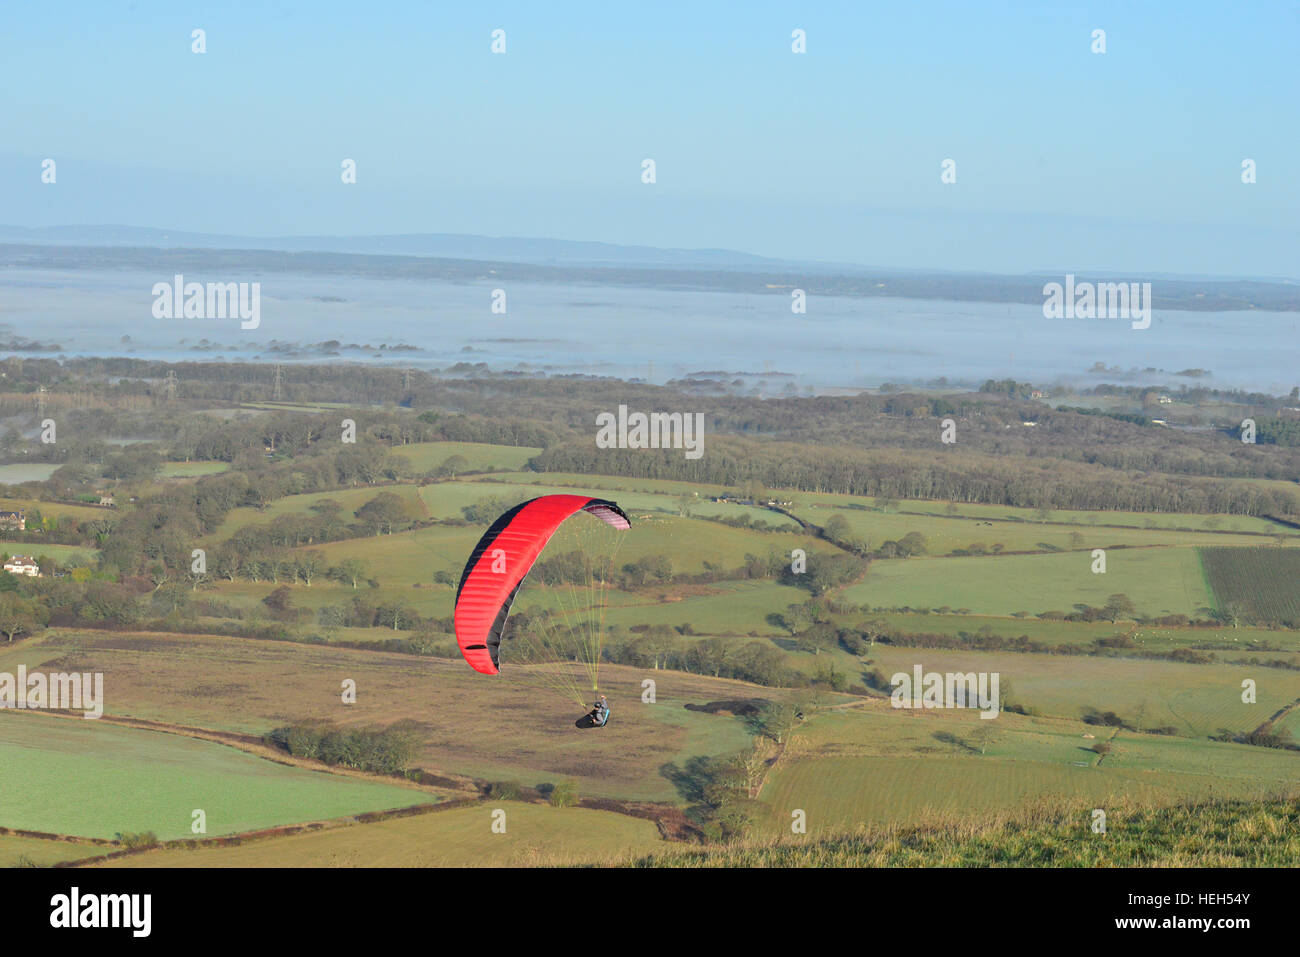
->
[453,494,631,675]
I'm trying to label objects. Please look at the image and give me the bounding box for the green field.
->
[1277,706,1300,741]
[205,484,430,542]
[465,472,804,528]
[292,507,806,587]
[844,547,1212,618]
[790,493,1293,537]
[392,441,540,473]
[295,523,482,587]
[160,461,230,477]
[0,497,106,521]
[472,471,738,499]
[793,505,1283,555]
[864,644,1300,736]
[871,611,1300,653]
[596,580,810,635]
[420,479,692,521]
[1201,546,1300,625]
[0,715,424,840]
[0,542,99,564]
[757,706,1299,835]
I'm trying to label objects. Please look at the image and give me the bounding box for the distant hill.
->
[2,237,1297,313]
[0,225,785,269]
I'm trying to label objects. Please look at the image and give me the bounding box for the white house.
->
[3,555,40,577]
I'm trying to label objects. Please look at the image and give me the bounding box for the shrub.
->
[116,831,159,849]
[488,780,522,801]
[547,779,579,808]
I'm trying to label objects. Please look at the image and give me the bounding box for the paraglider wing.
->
[453,494,630,675]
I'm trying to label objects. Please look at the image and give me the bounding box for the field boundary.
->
[54,797,484,868]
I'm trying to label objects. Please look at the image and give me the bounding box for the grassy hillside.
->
[2,630,763,802]
[627,794,1300,867]
[5,435,1299,869]
[758,706,1299,835]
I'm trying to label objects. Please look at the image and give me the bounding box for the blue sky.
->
[3,0,1297,275]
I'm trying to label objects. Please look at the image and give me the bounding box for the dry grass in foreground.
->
[617,793,1300,868]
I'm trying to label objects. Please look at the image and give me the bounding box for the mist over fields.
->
[6,237,1299,394]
